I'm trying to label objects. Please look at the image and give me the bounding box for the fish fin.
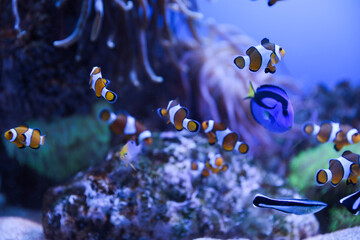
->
[246,46,256,56]
[234,56,246,69]
[261,38,270,45]
[16,143,26,149]
[182,106,190,117]
[99,108,112,121]
[334,144,342,152]
[129,162,137,171]
[244,81,255,99]
[186,120,200,133]
[265,62,276,73]
[105,90,117,103]
[102,78,109,85]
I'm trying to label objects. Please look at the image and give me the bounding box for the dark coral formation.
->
[42,133,319,239]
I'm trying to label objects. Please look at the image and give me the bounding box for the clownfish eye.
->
[279,48,283,51]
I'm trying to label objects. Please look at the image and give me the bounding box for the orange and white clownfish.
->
[89,66,117,103]
[202,120,249,154]
[303,121,360,151]
[234,38,285,73]
[190,154,228,177]
[99,108,152,145]
[157,99,200,133]
[4,125,45,149]
[315,151,360,186]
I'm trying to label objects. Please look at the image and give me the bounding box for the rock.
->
[42,133,320,239]
[305,226,360,240]
[0,217,44,240]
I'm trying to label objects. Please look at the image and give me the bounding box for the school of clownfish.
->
[3,38,360,217]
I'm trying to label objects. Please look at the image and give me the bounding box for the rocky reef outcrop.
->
[42,132,319,239]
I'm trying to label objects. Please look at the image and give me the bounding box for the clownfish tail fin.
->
[104,90,117,103]
[234,56,249,69]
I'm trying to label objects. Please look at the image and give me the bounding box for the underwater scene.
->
[1,0,360,239]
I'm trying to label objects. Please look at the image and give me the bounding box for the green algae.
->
[3,103,110,181]
[289,143,360,193]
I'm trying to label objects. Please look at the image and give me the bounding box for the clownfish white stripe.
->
[40,136,45,145]
[337,156,352,181]
[215,128,233,147]
[100,87,109,99]
[9,129,17,142]
[204,120,214,133]
[312,124,321,136]
[91,76,97,90]
[255,45,272,69]
[124,115,136,135]
[107,112,117,125]
[23,128,34,146]
[166,100,174,111]
[169,104,182,125]
[138,130,151,143]
[347,129,358,145]
[328,122,341,143]
[235,141,244,151]
[275,45,281,61]
[90,67,102,80]
[182,119,190,130]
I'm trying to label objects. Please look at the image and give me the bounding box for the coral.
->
[178,21,300,164]
[3,103,110,181]
[289,142,360,194]
[328,207,360,232]
[42,132,319,239]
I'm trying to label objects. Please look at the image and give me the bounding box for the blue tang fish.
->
[253,194,327,215]
[246,82,293,133]
[340,190,360,215]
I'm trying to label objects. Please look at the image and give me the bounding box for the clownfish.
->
[202,120,249,154]
[253,194,327,215]
[315,151,360,186]
[4,125,45,149]
[234,38,285,73]
[340,190,360,215]
[99,108,152,145]
[190,153,228,177]
[157,99,200,133]
[89,66,117,103]
[303,121,360,151]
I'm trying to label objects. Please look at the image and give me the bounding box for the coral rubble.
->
[43,132,319,239]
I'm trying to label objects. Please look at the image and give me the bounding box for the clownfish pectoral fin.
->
[334,143,342,152]
[261,38,270,45]
[102,78,109,85]
[265,62,276,73]
[245,81,255,100]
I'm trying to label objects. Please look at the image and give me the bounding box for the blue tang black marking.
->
[340,190,360,215]
[246,83,294,133]
[253,194,327,215]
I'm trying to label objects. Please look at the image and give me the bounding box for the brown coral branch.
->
[113,0,134,11]
[90,0,104,41]
[53,0,92,48]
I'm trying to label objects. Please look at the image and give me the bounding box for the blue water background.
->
[198,0,360,88]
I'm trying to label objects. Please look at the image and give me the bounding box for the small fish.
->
[315,150,360,186]
[340,190,360,215]
[4,125,45,149]
[202,120,249,154]
[253,194,327,215]
[99,108,152,145]
[89,66,117,103]
[246,83,293,133]
[157,99,200,133]
[191,153,228,177]
[303,121,360,151]
[234,38,285,73]
[118,140,142,171]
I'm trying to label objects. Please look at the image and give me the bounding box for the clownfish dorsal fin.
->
[244,81,255,100]
[261,38,270,46]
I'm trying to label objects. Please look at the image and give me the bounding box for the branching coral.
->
[53,0,203,85]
